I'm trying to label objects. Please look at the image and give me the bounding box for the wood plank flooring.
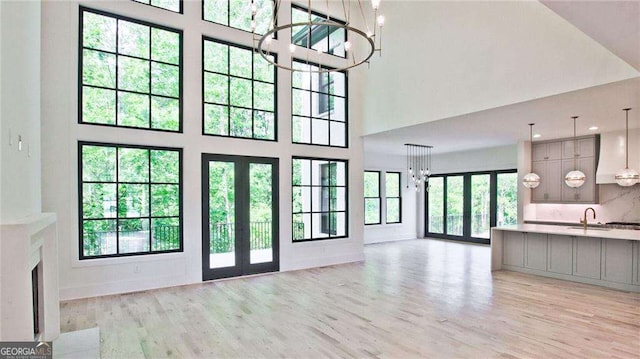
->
[60,239,640,358]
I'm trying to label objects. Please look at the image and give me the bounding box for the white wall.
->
[363,152,417,244]
[1,0,42,223]
[364,145,518,242]
[41,0,365,300]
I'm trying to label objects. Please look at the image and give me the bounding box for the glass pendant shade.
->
[522,172,541,188]
[615,168,639,187]
[564,170,586,188]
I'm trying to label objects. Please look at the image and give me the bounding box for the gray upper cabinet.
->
[531,135,599,204]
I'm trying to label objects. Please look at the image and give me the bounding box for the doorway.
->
[202,154,279,280]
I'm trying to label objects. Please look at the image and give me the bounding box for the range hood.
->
[596,129,640,184]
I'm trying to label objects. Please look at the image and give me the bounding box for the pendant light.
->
[522,123,541,188]
[564,116,586,188]
[615,108,639,186]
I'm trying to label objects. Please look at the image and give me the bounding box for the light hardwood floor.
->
[60,239,640,358]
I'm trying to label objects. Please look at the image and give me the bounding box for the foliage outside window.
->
[203,37,277,140]
[79,142,182,259]
[292,157,348,241]
[427,177,444,233]
[132,0,182,13]
[291,5,346,58]
[80,8,182,131]
[203,0,273,35]
[292,60,347,147]
[497,172,518,226]
[364,171,380,225]
[385,172,401,223]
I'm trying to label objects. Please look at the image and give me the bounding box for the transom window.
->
[203,37,277,140]
[79,142,183,259]
[364,171,381,225]
[79,8,182,131]
[203,0,274,35]
[385,172,401,223]
[292,60,347,147]
[132,0,182,13]
[291,5,346,58]
[292,157,348,241]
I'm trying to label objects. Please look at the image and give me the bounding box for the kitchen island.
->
[491,224,640,292]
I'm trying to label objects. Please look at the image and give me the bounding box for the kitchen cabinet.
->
[561,158,597,203]
[525,233,547,271]
[573,237,601,280]
[503,232,524,267]
[634,242,640,285]
[547,234,572,275]
[531,135,599,204]
[601,239,633,284]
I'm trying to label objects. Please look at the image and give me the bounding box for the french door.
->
[202,154,279,280]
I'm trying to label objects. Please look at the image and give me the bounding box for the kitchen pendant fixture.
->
[564,116,586,188]
[522,123,541,189]
[615,108,639,187]
[255,0,384,73]
[405,144,433,192]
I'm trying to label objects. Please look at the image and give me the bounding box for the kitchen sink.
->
[566,226,612,231]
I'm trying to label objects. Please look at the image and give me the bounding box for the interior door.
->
[202,154,279,281]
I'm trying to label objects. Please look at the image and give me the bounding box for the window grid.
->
[291,4,347,58]
[132,0,183,14]
[79,7,183,132]
[291,59,348,148]
[385,172,401,224]
[79,142,183,259]
[202,37,277,141]
[202,0,276,36]
[292,157,348,242]
[364,171,381,225]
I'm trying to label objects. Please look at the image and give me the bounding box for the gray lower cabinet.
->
[634,242,640,285]
[503,232,525,267]
[547,235,573,275]
[573,237,602,279]
[525,233,547,270]
[601,239,634,284]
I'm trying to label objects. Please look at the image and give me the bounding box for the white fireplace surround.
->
[0,213,59,341]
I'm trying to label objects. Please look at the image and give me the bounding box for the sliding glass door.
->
[425,170,516,244]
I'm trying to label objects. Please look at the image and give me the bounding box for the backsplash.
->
[526,184,640,223]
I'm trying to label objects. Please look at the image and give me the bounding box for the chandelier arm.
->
[356,0,371,35]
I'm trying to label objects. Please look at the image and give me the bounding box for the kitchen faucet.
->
[580,207,596,230]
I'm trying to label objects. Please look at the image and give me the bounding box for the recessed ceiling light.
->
[589,126,599,131]
[533,134,541,138]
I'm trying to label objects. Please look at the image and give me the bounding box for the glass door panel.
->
[471,174,490,238]
[427,177,444,233]
[208,161,236,269]
[497,172,518,226]
[249,163,273,264]
[446,176,463,236]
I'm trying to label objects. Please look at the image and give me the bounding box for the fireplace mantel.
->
[1,212,59,341]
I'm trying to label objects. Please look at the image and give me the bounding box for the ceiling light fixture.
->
[522,123,541,189]
[615,108,639,187]
[589,126,598,131]
[405,144,433,192]
[533,134,541,138]
[255,0,384,73]
[564,116,586,188]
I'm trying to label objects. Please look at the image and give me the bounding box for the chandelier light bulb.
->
[377,15,385,27]
[289,43,296,53]
[344,41,352,51]
[251,3,257,15]
[371,0,381,10]
[367,31,374,39]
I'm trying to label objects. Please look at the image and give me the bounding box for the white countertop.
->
[492,224,640,241]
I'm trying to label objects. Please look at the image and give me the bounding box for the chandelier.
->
[405,144,433,192]
[564,116,586,188]
[615,108,639,187]
[522,123,541,188]
[253,0,385,72]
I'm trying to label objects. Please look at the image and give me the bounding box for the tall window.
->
[132,0,182,13]
[203,0,274,34]
[79,142,182,259]
[292,60,347,147]
[291,5,346,57]
[292,158,348,241]
[385,172,401,223]
[425,170,517,244]
[79,8,182,131]
[364,171,380,225]
[203,38,276,140]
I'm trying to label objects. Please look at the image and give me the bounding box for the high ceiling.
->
[361,0,640,156]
